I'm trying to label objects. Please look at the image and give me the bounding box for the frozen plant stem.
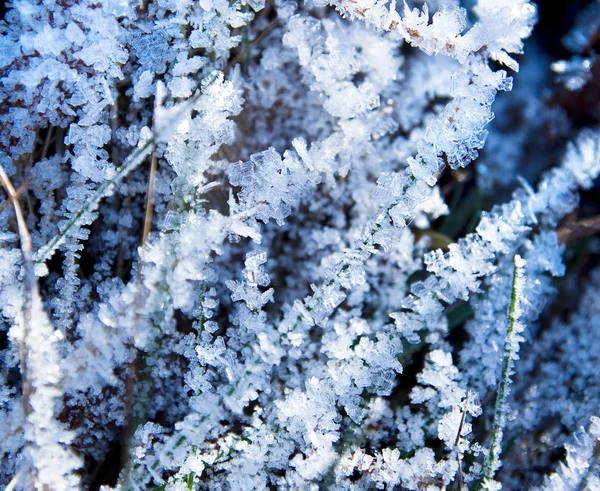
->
[142,144,158,246]
[481,255,527,489]
[455,393,471,491]
[0,165,34,419]
[34,27,277,268]
[34,138,155,264]
[5,470,23,491]
[0,165,80,488]
[0,177,31,214]
[0,167,37,483]
[122,143,159,467]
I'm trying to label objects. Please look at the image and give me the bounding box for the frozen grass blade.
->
[34,138,155,264]
[0,165,81,489]
[480,255,527,490]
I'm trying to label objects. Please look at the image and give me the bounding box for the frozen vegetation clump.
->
[2,0,600,489]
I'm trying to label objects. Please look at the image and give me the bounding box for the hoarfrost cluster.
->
[1,0,600,489]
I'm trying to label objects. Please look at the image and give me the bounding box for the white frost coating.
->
[533,417,600,491]
[1,0,600,489]
[18,292,82,490]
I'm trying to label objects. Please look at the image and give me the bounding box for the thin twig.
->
[558,214,600,244]
[0,165,36,483]
[141,145,158,245]
[454,393,471,491]
[5,469,24,491]
[225,17,279,74]
[121,144,158,468]
[0,165,34,381]
[40,126,54,161]
[0,177,32,214]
